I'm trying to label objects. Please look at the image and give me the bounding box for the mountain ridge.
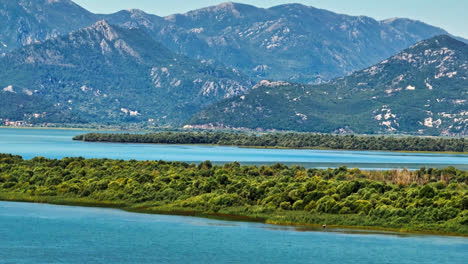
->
[139,1,467,83]
[1,0,466,84]
[0,20,252,125]
[0,1,466,135]
[0,0,97,54]
[187,35,468,136]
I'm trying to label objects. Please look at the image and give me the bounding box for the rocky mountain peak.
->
[205,2,252,12]
[180,1,259,19]
[93,19,112,28]
[215,2,236,9]
[88,20,119,41]
[386,34,466,67]
[126,8,147,16]
[18,0,86,11]
[269,3,310,11]
[413,34,465,48]
[45,0,69,4]
[349,35,466,85]
[381,17,400,24]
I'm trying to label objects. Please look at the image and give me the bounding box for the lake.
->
[0,201,466,264]
[0,128,467,170]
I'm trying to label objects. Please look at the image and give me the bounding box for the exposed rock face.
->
[188,35,468,136]
[253,80,291,89]
[0,0,98,54]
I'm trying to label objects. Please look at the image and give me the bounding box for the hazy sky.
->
[73,0,468,38]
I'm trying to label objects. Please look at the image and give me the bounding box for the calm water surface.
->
[0,201,466,264]
[1,128,467,170]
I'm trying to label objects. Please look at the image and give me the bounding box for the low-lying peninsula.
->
[0,154,467,235]
[73,132,467,153]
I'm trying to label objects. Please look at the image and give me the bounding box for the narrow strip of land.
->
[73,132,467,153]
[1,154,466,235]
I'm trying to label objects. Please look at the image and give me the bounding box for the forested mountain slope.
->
[187,35,468,135]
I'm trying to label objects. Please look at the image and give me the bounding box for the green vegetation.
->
[73,132,467,152]
[1,153,467,235]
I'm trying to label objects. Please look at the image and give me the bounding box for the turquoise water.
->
[0,128,467,170]
[0,201,466,264]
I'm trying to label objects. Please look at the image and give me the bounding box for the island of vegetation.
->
[0,153,467,235]
[73,132,467,153]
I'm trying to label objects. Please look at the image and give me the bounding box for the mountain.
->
[0,21,252,125]
[1,1,466,133]
[187,35,468,136]
[1,1,465,84]
[0,0,97,54]
[113,2,463,84]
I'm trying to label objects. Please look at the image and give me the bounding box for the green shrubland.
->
[0,154,467,235]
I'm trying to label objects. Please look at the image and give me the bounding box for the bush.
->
[316,196,337,213]
[292,200,304,210]
[339,206,351,214]
[419,185,435,198]
[304,201,317,211]
[280,202,292,210]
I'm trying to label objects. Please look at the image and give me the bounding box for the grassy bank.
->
[0,154,467,236]
[1,193,466,237]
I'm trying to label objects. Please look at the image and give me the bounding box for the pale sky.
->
[73,0,468,38]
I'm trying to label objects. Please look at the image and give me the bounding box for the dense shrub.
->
[0,153,467,234]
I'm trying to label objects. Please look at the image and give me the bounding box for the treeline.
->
[73,132,468,152]
[0,154,467,234]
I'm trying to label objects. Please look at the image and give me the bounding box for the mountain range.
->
[0,0,466,135]
[187,35,468,136]
[0,20,251,124]
[1,0,466,83]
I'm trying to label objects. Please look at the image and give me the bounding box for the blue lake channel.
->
[0,129,467,263]
[0,128,467,170]
[0,201,467,264]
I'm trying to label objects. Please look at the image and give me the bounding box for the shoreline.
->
[1,195,466,238]
[75,140,468,155]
